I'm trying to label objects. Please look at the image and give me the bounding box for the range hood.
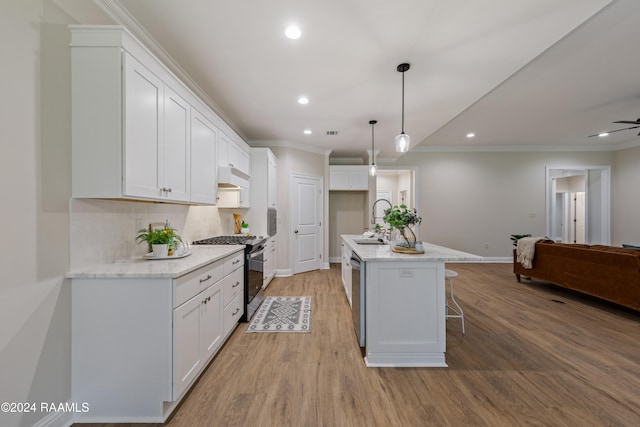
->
[218,166,250,189]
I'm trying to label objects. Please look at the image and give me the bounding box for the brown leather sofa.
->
[513,241,640,311]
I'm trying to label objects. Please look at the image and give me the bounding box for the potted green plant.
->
[136,227,182,257]
[383,204,422,249]
[241,221,250,235]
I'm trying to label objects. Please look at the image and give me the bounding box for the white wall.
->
[613,145,640,246]
[393,150,615,257]
[0,2,76,426]
[269,146,327,274]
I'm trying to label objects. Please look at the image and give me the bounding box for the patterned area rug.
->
[246,296,312,333]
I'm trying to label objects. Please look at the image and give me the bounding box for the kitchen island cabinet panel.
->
[341,235,480,368]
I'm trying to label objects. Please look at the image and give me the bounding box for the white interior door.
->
[291,174,323,274]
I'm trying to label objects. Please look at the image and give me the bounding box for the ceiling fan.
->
[588,118,640,137]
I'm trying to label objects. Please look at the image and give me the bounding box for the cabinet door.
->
[329,170,350,190]
[349,170,369,190]
[217,133,228,168]
[173,294,202,398]
[191,110,218,204]
[267,154,277,208]
[228,141,250,175]
[200,282,223,361]
[123,54,163,199]
[238,188,250,208]
[162,86,190,202]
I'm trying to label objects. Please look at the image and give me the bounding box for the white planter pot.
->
[152,244,169,257]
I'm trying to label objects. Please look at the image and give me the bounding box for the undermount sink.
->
[354,238,387,245]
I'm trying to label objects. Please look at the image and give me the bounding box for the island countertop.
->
[65,245,245,279]
[342,235,481,262]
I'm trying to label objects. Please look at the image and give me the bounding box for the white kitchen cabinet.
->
[70,247,244,422]
[219,132,251,176]
[70,25,241,205]
[264,236,277,288]
[173,280,223,398]
[247,148,278,236]
[267,151,278,208]
[190,109,218,204]
[217,188,250,208]
[329,166,369,191]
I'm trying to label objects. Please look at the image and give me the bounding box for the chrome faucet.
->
[371,198,392,225]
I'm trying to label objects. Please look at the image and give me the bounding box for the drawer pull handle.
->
[232,308,240,316]
[233,281,240,288]
[232,259,240,265]
[199,274,212,283]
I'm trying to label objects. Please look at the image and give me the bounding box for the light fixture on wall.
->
[395,63,411,153]
[369,120,377,176]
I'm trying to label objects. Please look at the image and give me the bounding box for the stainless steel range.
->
[192,235,267,321]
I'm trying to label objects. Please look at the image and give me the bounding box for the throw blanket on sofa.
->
[516,237,546,269]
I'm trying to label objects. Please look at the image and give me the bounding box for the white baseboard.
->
[33,409,73,427]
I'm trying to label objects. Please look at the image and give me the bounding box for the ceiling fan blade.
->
[612,120,640,124]
[588,125,640,137]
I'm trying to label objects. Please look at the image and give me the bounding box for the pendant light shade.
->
[369,120,377,176]
[395,63,411,153]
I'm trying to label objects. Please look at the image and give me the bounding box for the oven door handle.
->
[250,246,266,258]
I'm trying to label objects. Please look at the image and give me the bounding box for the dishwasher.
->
[351,251,365,347]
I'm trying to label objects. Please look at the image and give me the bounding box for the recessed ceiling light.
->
[297,96,309,105]
[285,25,301,40]
[598,132,609,137]
[466,133,475,138]
[303,129,312,135]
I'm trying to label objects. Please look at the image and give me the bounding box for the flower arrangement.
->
[383,204,422,248]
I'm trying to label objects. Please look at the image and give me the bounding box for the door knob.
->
[294,230,299,234]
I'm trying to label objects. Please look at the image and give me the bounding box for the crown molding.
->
[411,140,640,153]
[92,0,247,142]
[249,140,331,156]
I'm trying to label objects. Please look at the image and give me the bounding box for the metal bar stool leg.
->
[445,269,465,334]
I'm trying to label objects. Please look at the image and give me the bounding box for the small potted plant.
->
[241,221,250,235]
[383,204,422,250]
[136,226,182,257]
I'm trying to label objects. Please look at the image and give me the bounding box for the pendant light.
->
[395,63,411,153]
[369,120,377,176]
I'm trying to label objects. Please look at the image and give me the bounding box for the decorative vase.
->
[241,227,249,235]
[152,244,169,258]
[399,226,417,248]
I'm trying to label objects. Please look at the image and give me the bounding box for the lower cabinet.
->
[263,235,277,288]
[71,249,244,423]
[173,280,223,398]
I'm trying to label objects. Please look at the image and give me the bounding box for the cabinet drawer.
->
[223,251,244,275]
[223,292,243,334]
[174,260,224,307]
[223,267,244,307]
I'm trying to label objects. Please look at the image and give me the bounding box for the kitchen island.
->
[66,245,245,423]
[341,235,480,368]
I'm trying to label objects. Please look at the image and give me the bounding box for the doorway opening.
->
[546,166,610,245]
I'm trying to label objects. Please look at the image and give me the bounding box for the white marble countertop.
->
[66,245,245,279]
[342,235,481,262]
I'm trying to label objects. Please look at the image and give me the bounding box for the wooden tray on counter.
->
[391,246,424,254]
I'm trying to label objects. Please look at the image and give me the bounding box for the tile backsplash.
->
[69,199,247,269]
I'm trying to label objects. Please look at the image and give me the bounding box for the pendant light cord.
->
[401,70,405,133]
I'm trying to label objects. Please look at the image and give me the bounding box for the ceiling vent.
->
[326,130,339,136]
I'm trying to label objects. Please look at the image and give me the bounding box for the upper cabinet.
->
[247,148,278,236]
[329,166,369,191]
[218,133,251,177]
[70,25,243,205]
[190,109,218,205]
[267,151,278,209]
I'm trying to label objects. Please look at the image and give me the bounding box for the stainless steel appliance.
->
[351,251,365,347]
[267,208,277,236]
[192,235,267,321]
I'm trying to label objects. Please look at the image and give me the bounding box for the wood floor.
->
[79,263,640,427]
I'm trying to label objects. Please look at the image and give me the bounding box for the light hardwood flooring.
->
[78,263,640,427]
